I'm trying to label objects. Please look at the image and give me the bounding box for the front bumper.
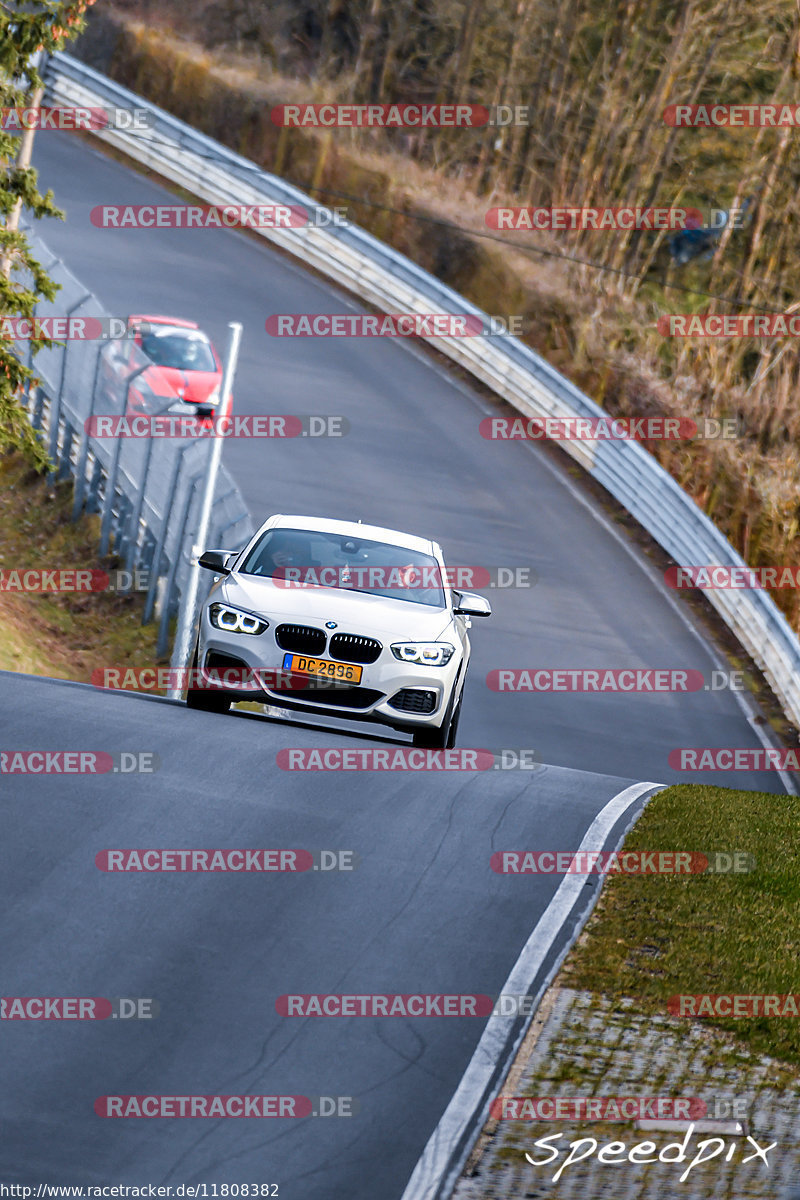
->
[196,620,458,730]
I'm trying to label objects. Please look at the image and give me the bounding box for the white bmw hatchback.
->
[186,514,491,747]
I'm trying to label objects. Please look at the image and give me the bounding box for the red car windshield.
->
[140,330,217,372]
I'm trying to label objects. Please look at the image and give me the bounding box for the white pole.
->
[166,321,243,700]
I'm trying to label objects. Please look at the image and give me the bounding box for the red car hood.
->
[144,365,220,405]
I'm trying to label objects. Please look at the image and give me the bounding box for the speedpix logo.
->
[525,1124,775,1183]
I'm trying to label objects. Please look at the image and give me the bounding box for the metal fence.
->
[16,229,253,656]
[42,50,800,730]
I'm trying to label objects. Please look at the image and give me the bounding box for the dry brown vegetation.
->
[81,0,800,625]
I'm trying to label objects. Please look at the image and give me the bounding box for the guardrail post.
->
[57,419,74,480]
[72,343,104,520]
[99,363,149,555]
[142,442,194,625]
[47,292,91,477]
[86,455,103,513]
[30,385,45,430]
[156,472,203,659]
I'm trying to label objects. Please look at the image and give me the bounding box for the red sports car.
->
[102,315,226,417]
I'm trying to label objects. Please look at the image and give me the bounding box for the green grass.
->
[0,452,162,681]
[562,783,800,1064]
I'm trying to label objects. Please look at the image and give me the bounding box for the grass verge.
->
[0,452,161,681]
[561,782,800,1065]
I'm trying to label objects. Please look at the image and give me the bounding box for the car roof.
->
[128,314,199,330]
[264,514,440,557]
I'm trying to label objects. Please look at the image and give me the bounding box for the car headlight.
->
[209,603,268,635]
[205,389,220,406]
[391,642,454,667]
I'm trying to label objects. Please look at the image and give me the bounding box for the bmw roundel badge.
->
[325,621,337,629]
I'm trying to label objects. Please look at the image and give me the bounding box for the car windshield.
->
[239,528,447,607]
[140,329,217,371]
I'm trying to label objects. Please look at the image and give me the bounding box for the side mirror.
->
[453,590,492,617]
[198,549,235,574]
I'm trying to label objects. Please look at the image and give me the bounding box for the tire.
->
[185,642,231,713]
[411,684,462,749]
[445,688,463,749]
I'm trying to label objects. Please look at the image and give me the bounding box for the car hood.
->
[220,574,453,640]
[145,365,220,404]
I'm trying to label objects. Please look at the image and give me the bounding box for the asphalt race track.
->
[2,674,656,1195]
[0,123,789,1196]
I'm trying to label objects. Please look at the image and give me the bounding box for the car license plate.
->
[282,653,363,684]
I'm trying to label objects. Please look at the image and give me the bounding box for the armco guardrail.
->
[43,50,800,728]
[16,227,253,656]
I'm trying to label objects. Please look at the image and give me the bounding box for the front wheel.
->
[185,642,231,713]
[411,687,462,749]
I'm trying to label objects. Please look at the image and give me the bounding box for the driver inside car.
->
[252,531,319,581]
